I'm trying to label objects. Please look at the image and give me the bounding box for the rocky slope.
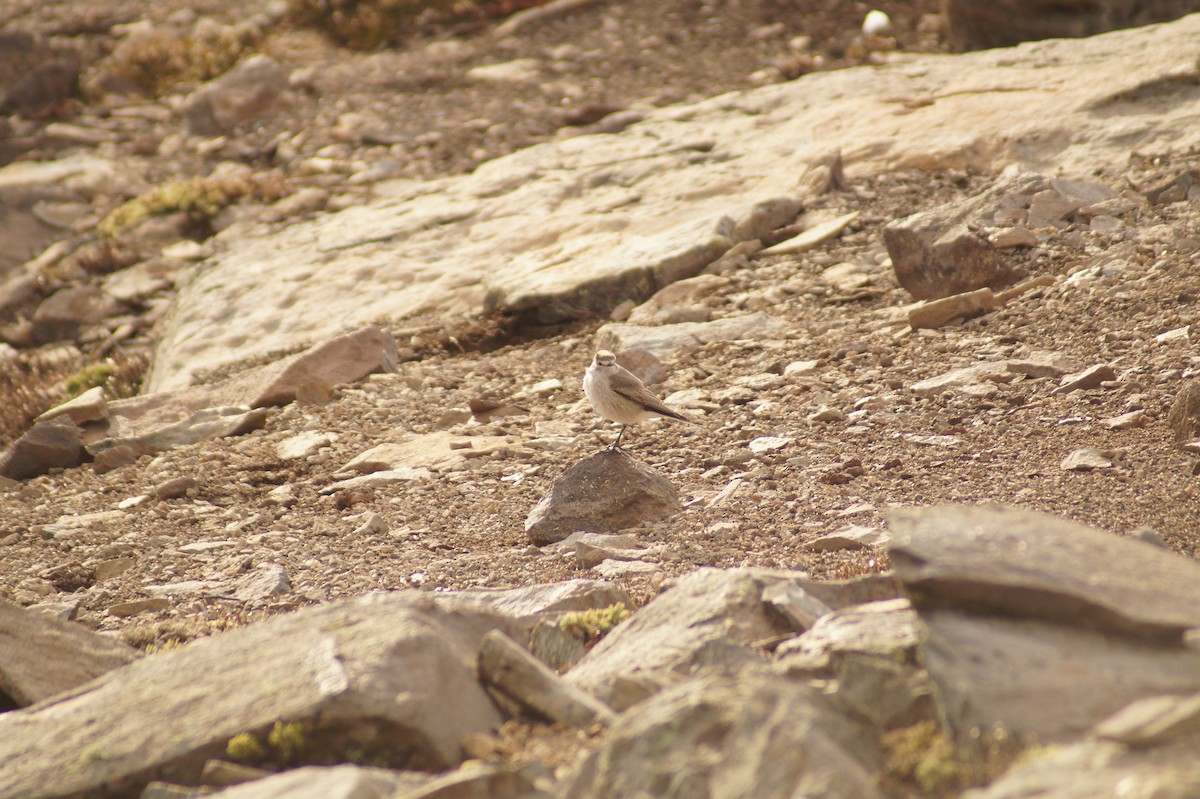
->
[2,3,1200,799]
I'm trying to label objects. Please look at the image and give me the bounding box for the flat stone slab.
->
[0,593,511,799]
[561,673,884,799]
[920,609,1200,745]
[146,16,1200,390]
[0,598,137,706]
[887,504,1200,640]
[565,568,800,706]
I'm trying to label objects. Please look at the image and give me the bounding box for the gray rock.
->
[776,599,921,669]
[204,764,428,798]
[562,673,884,799]
[564,532,649,568]
[1094,692,1200,748]
[229,563,290,603]
[276,432,331,460]
[34,386,108,425]
[885,170,1048,300]
[967,737,1200,799]
[761,582,834,630]
[922,608,1200,746]
[87,406,269,473]
[394,762,550,799]
[478,630,616,728]
[1060,448,1115,471]
[804,525,890,552]
[0,598,136,707]
[31,285,125,344]
[524,450,681,545]
[245,326,397,408]
[181,54,292,135]
[565,568,799,706]
[1054,363,1117,394]
[0,593,510,799]
[0,415,85,480]
[888,504,1200,640]
[627,274,728,325]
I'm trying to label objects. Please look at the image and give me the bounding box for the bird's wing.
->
[609,368,689,421]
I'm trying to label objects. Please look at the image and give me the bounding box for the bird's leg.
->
[607,425,628,450]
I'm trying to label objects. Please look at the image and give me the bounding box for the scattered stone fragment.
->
[0,598,137,707]
[31,285,125,344]
[760,210,860,255]
[776,599,931,730]
[467,58,541,84]
[1061,448,1114,471]
[1156,325,1190,343]
[320,467,432,494]
[969,736,1200,799]
[229,563,290,603]
[988,226,1037,248]
[557,532,648,569]
[478,630,616,728]
[248,327,398,408]
[922,608,1200,745]
[1094,692,1200,748]
[1100,410,1147,430]
[276,432,331,460]
[155,475,198,500]
[198,759,272,789]
[748,435,791,454]
[910,362,1013,396]
[94,557,135,583]
[89,407,268,474]
[627,274,727,324]
[804,525,890,552]
[0,416,85,480]
[783,359,819,377]
[35,386,108,426]
[993,273,1056,304]
[808,406,845,422]
[338,432,517,475]
[907,287,995,329]
[761,582,833,631]
[1054,364,1117,394]
[1004,350,1076,379]
[525,450,681,545]
[884,169,1045,300]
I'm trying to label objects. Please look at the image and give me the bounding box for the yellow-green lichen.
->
[560,603,630,647]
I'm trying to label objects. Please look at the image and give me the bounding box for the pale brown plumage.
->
[583,350,689,449]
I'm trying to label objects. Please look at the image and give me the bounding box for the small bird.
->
[583,350,690,449]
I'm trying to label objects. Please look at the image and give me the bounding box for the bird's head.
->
[592,350,617,369]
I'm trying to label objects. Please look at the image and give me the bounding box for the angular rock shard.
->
[887,504,1200,641]
[0,593,509,799]
[0,598,137,707]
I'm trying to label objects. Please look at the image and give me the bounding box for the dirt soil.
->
[2,0,1199,680]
